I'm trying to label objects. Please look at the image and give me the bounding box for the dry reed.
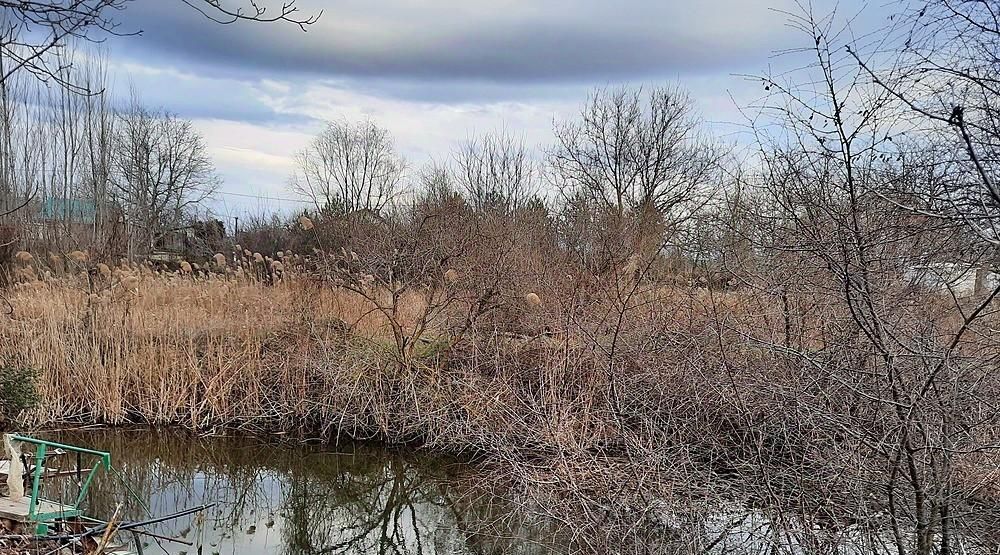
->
[2,269,437,430]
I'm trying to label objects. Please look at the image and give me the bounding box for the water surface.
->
[38,429,561,555]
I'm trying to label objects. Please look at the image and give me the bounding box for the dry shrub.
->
[1,266,729,445]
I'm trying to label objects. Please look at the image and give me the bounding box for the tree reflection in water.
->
[40,429,563,555]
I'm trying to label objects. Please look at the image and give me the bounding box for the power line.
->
[196,188,313,204]
[214,190,311,204]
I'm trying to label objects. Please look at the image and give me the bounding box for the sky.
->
[98,0,890,224]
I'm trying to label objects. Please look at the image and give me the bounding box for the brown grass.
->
[0,267,437,429]
[0,258,732,451]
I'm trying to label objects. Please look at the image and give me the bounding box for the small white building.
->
[904,262,1000,297]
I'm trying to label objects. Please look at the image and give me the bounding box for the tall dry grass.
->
[0,254,740,451]
[0,258,757,553]
[0,260,439,430]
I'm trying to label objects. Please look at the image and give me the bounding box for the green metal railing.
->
[9,434,111,530]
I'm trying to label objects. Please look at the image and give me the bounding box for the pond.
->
[35,429,564,555]
[19,429,994,555]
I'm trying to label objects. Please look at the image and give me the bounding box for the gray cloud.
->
[116,0,803,87]
[110,64,316,125]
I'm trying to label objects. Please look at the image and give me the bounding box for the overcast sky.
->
[100,0,888,223]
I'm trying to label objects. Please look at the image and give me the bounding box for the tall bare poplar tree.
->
[110,97,217,254]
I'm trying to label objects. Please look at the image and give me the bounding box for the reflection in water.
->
[37,429,562,555]
[26,429,988,555]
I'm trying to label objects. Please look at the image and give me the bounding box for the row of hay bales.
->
[8,246,303,289]
[9,246,553,313]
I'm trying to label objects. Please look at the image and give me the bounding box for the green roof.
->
[38,198,97,224]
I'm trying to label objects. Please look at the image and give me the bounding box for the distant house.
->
[904,262,1000,297]
[37,197,97,226]
[19,197,117,248]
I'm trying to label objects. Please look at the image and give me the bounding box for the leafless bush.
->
[721,6,1000,555]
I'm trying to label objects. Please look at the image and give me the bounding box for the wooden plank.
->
[40,468,93,479]
[0,496,78,521]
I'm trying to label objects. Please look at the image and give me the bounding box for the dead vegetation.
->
[0,240,771,553]
[2,237,998,554]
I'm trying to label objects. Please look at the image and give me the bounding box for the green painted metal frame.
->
[9,435,111,524]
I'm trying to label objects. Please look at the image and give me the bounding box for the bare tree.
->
[290,119,406,217]
[0,0,317,232]
[110,95,217,255]
[721,6,1000,555]
[548,84,721,283]
[844,0,1000,247]
[0,43,121,254]
[549,85,718,220]
[453,129,536,213]
[79,50,116,248]
[40,48,90,247]
[0,50,46,223]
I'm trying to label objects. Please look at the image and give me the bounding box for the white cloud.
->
[258,80,578,162]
